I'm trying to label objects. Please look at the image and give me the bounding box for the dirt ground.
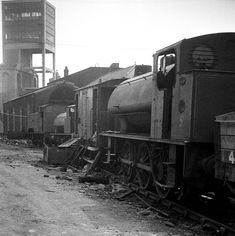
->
[0,140,209,236]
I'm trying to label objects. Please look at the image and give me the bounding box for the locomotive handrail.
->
[117,72,153,86]
[215,120,235,123]
[180,69,235,74]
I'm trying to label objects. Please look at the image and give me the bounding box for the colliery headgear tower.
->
[2,0,56,87]
[0,0,56,133]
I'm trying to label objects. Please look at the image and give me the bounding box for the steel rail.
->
[126,183,235,236]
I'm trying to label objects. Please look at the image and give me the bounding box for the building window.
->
[27,104,30,114]
[19,107,23,131]
[4,11,42,22]
[12,108,15,132]
[6,109,10,132]
[22,12,31,18]
[4,31,41,42]
[32,12,42,18]
[17,73,22,91]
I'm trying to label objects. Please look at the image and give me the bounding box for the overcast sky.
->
[2,0,235,80]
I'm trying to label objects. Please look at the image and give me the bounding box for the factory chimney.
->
[110,63,119,69]
[64,66,69,77]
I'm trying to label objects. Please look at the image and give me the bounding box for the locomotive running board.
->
[101,132,185,146]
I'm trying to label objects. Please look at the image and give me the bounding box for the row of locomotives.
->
[3,81,77,145]
[100,33,235,201]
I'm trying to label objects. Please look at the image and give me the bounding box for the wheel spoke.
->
[119,141,134,183]
[135,142,152,189]
[150,146,171,198]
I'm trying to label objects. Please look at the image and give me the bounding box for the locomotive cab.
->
[156,54,176,90]
[152,33,235,197]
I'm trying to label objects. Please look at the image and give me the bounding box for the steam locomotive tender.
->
[101,33,235,199]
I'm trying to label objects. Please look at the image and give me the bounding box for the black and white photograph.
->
[0,0,235,235]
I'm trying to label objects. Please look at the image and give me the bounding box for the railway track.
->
[116,182,235,236]
[67,144,235,235]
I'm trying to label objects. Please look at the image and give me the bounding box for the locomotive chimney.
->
[64,66,69,77]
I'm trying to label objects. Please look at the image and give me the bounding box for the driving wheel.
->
[150,146,171,198]
[119,141,134,183]
[135,142,152,189]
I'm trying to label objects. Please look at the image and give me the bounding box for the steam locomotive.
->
[76,33,235,199]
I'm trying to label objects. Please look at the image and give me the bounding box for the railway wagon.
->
[214,112,235,197]
[101,33,235,199]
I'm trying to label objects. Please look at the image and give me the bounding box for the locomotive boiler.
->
[101,33,235,199]
[108,72,153,134]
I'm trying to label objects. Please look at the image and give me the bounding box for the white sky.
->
[2,0,235,79]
